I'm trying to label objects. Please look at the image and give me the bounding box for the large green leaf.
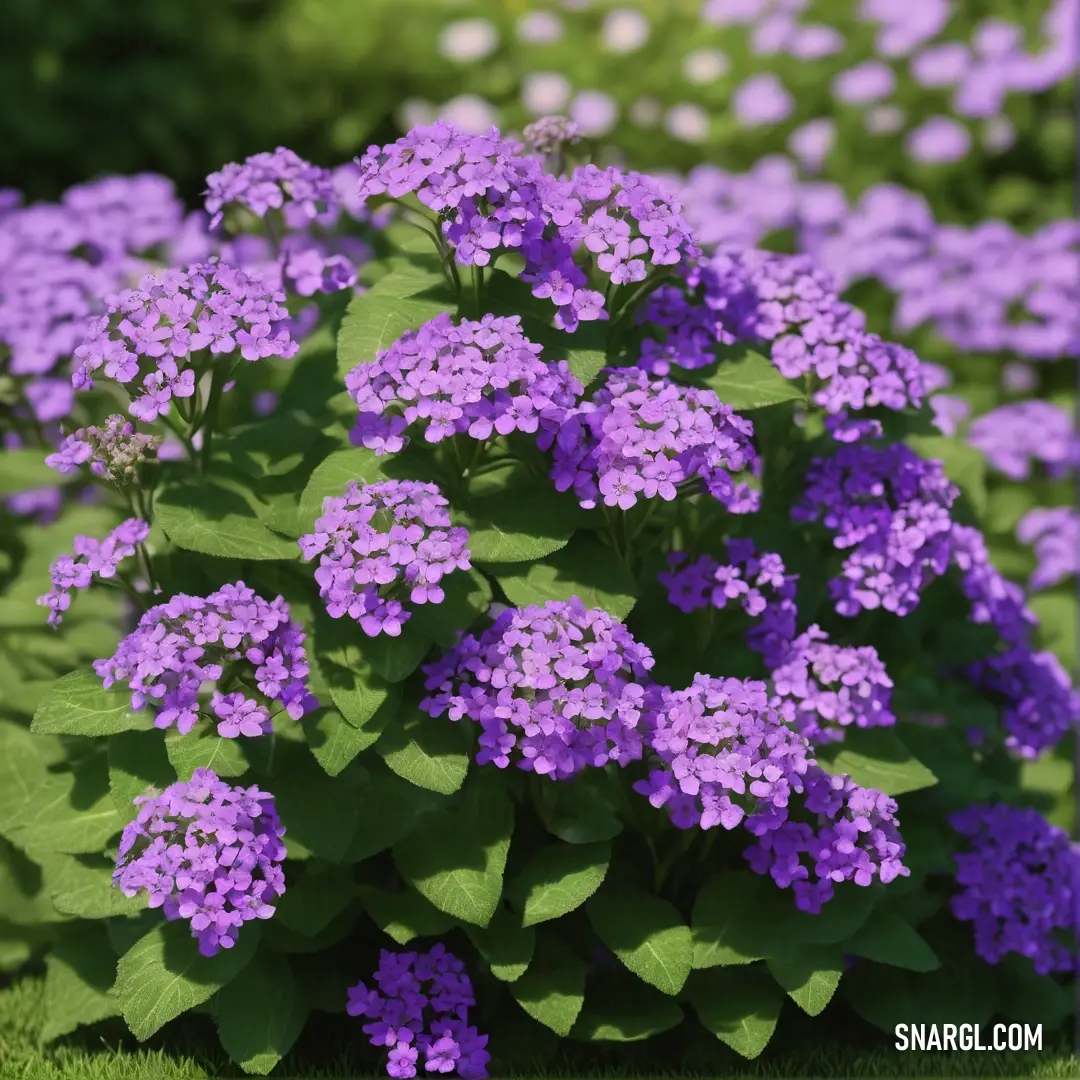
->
[460,485,580,564]
[274,862,357,937]
[32,670,153,737]
[313,614,400,737]
[344,761,445,864]
[303,707,376,777]
[572,979,684,1043]
[0,722,69,835]
[510,936,586,1037]
[906,434,988,517]
[337,289,453,380]
[165,727,248,780]
[45,852,137,919]
[393,778,513,927]
[214,950,308,1076]
[358,885,458,945]
[814,729,938,796]
[542,774,624,845]
[41,923,121,1043]
[464,906,535,983]
[846,911,940,972]
[511,841,610,928]
[687,965,784,1059]
[587,885,692,996]
[377,707,469,795]
[766,945,843,1016]
[107,730,176,821]
[114,921,259,1040]
[674,346,804,411]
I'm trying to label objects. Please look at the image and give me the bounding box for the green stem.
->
[471,265,484,318]
[199,365,231,475]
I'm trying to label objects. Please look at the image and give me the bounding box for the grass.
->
[1,975,1077,1080]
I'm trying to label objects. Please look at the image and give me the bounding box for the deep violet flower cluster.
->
[346,945,490,1079]
[94,583,316,738]
[1016,507,1079,592]
[299,479,472,637]
[966,401,1080,480]
[769,625,897,745]
[420,598,654,780]
[659,539,797,667]
[72,260,298,422]
[792,440,959,618]
[112,767,286,957]
[346,313,581,455]
[550,367,759,512]
[950,804,1078,974]
[37,518,150,627]
[46,414,162,482]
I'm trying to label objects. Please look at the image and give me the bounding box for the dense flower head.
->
[964,647,1080,759]
[745,766,909,913]
[769,626,896,745]
[421,598,654,780]
[523,115,583,157]
[72,260,298,422]
[299,479,472,637]
[347,312,581,455]
[949,524,1037,646]
[94,582,317,738]
[46,414,161,482]
[967,401,1080,480]
[659,539,797,666]
[550,366,759,513]
[1016,507,1079,592]
[37,518,150,627]
[793,441,959,618]
[951,804,1078,974]
[205,147,334,232]
[113,768,286,957]
[346,944,490,1079]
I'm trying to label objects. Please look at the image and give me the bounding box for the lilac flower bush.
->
[0,120,1075,1077]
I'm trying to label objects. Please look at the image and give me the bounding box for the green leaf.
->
[0,449,69,496]
[461,485,580,564]
[156,482,297,561]
[165,728,248,781]
[214,950,308,1075]
[0,838,57,925]
[45,852,137,919]
[275,862,357,937]
[337,290,453,380]
[221,416,327,479]
[814,729,938,796]
[108,730,176,821]
[0,721,67,834]
[313,616,401,735]
[41,923,121,1042]
[114,920,259,1041]
[572,980,684,1042]
[407,569,492,647]
[675,346,804,411]
[393,777,513,927]
[566,346,607,386]
[365,257,449,300]
[344,761,444,863]
[906,434,988,516]
[766,945,843,1016]
[510,937,586,1036]
[32,670,152,737]
[377,707,469,795]
[687,965,784,1059]
[496,536,638,620]
[587,885,692,996]
[996,954,1075,1027]
[512,841,610,928]
[464,906,535,983]
[358,885,458,945]
[303,707,375,777]
[846,911,940,972]
[543,776,624,845]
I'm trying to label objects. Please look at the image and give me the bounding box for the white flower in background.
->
[665,103,710,143]
[630,97,662,127]
[682,48,730,84]
[983,115,1016,152]
[570,90,619,136]
[516,10,565,45]
[438,18,499,62]
[600,8,651,53]
[788,118,836,171]
[439,94,498,133]
[522,72,573,116]
[865,104,905,134]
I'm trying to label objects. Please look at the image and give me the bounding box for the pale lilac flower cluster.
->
[523,115,583,158]
[793,441,959,618]
[659,539,797,667]
[1016,507,1079,592]
[346,945,490,1079]
[37,518,150,627]
[967,401,1080,480]
[951,804,1078,974]
[769,625,896,745]
[421,598,654,780]
[550,367,759,513]
[346,313,581,455]
[72,260,298,422]
[112,768,286,958]
[299,480,471,637]
[94,582,316,738]
[46,414,161,482]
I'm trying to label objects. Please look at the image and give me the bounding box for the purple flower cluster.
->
[420,598,654,780]
[346,313,581,455]
[1016,507,1079,592]
[94,582,316,738]
[659,539,797,667]
[949,524,1036,646]
[967,401,1080,480]
[46,414,161,482]
[37,518,150,627]
[72,260,298,422]
[299,479,471,637]
[550,367,759,513]
[346,945,489,1079]
[112,767,286,957]
[793,441,959,618]
[951,804,1078,974]
[769,625,896,745]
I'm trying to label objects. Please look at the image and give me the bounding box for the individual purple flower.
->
[731,73,794,127]
[347,945,490,1080]
[551,367,759,513]
[421,598,654,780]
[346,313,581,455]
[949,524,1037,646]
[46,414,162,482]
[299,479,472,637]
[769,625,896,745]
[112,768,286,957]
[832,61,897,104]
[37,518,150,627]
[950,804,1077,974]
[793,442,959,618]
[905,116,972,164]
[659,539,798,667]
[205,148,334,232]
[94,582,317,738]
[72,260,298,422]
[967,401,1080,480]
[1016,507,1079,592]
